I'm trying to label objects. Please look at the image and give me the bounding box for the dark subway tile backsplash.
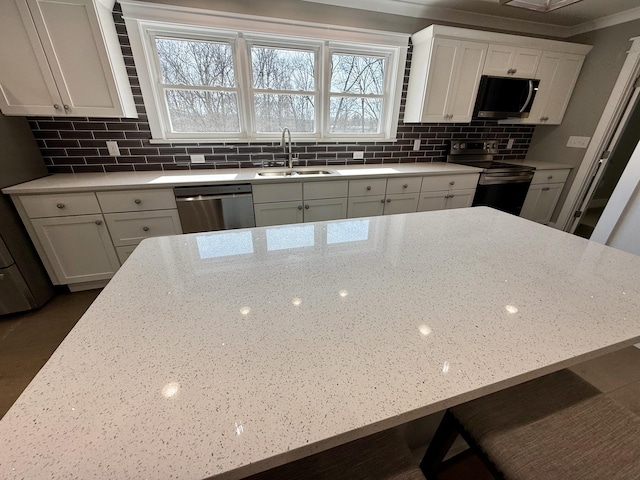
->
[27,5,535,175]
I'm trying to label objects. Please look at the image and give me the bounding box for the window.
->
[121,2,408,142]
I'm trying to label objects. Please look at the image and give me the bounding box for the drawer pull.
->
[134,199,142,204]
[542,187,551,191]
[95,220,103,225]
[449,181,455,186]
[402,184,408,189]
[366,186,372,191]
[56,203,65,209]
[380,199,385,203]
[298,205,303,210]
[386,198,391,203]
[547,175,553,180]
[142,226,150,231]
[304,204,309,210]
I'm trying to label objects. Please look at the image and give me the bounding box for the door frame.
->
[557,36,640,232]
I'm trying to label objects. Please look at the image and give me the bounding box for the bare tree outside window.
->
[330,54,385,134]
[251,46,316,133]
[156,37,240,133]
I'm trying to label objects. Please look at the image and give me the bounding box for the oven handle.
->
[479,173,534,185]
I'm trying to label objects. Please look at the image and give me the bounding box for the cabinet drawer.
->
[104,210,182,247]
[21,192,100,218]
[421,174,479,192]
[253,183,302,203]
[386,177,422,194]
[530,169,570,185]
[303,180,348,200]
[97,189,176,213]
[348,179,387,197]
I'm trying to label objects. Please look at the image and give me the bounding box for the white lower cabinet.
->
[520,168,570,224]
[104,210,181,247]
[383,193,420,215]
[253,181,348,226]
[347,195,385,218]
[31,214,120,284]
[417,189,475,212]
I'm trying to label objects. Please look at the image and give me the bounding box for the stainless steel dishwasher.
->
[174,184,256,233]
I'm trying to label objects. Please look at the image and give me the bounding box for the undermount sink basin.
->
[257,169,335,177]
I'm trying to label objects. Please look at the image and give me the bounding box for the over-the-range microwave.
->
[473,75,540,120]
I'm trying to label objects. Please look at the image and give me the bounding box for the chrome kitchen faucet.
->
[280,127,296,169]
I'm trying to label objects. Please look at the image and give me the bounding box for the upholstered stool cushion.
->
[244,429,425,480]
[451,370,640,480]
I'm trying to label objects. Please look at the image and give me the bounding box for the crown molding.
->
[302,0,640,38]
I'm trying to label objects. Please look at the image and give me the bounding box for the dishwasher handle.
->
[175,193,253,202]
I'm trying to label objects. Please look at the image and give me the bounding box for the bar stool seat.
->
[421,369,640,480]
[244,429,425,480]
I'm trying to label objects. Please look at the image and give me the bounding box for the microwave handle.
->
[519,80,535,113]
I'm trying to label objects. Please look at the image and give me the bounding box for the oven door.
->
[472,171,533,216]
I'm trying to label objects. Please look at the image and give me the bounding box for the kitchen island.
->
[1,207,640,479]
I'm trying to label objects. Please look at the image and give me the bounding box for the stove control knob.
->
[460,143,466,149]
[452,142,459,150]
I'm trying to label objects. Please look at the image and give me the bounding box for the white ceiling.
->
[301,0,640,37]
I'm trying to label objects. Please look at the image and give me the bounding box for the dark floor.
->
[1,289,640,479]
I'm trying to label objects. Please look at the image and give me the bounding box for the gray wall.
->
[524,19,640,222]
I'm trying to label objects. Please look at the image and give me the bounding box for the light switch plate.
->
[413,139,421,151]
[507,138,515,149]
[190,154,206,163]
[567,136,591,148]
[106,141,120,156]
[353,151,364,159]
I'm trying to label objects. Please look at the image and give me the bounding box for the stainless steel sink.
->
[257,169,335,177]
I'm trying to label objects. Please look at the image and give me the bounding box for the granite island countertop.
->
[1,207,639,480]
[1,162,482,194]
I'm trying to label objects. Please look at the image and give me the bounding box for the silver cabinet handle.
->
[305,204,309,209]
[386,198,391,203]
[366,186,371,191]
[56,203,65,209]
[402,184,408,189]
[134,199,142,204]
[53,104,61,110]
[542,187,551,191]
[63,105,70,110]
[95,220,102,225]
[298,205,303,210]
[449,194,455,198]
[142,226,150,231]
[547,175,553,180]
[449,181,455,186]
[0,273,4,280]
[380,199,385,203]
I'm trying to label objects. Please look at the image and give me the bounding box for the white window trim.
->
[120,0,408,143]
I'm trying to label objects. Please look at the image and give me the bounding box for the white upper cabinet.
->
[0,0,136,117]
[405,37,487,123]
[483,45,541,78]
[405,25,591,126]
[521,52,585,125]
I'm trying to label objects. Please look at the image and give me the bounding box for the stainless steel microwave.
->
[473,75,540,120]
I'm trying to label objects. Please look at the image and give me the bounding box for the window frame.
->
[121,2,409,142]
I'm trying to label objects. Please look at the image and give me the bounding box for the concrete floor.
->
[1,289,640,478]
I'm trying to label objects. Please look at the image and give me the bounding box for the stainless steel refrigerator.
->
[0,114,54,315]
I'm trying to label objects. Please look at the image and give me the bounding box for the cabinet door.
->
[347,196,385,218]
[525,52,584,125]
[0,0,61,115]
[104,210,182,247]
[417,191,448,212]
[26,0,134,117]
[383,193,419,215]
[303,198,347,223]
[520,183,563,224]
[31,214,119,284]
[484,45,540,78]
[445,189,476,210]
[254,201,303,227]
[418,38,486,123]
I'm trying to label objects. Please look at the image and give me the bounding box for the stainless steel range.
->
[447,140,534,216]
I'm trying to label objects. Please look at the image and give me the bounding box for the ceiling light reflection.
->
[442,361,450,374]
[162,382,180,398]
[418,325,432,336]
[505,305,519,314]
[292,297,302,306]
[339,290,349,297]
[240,306,251,315]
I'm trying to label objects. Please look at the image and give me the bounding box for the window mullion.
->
[234,34,253,140]
[321,41,330,140]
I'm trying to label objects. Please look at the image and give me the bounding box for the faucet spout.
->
[281,127,294,169]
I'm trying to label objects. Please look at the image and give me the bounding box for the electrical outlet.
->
[353,151,364,159]
[413,139,421,151]
[506,138,515,149]
[190,154,206,163]
[106,141,120,156]
[567,136,591,148]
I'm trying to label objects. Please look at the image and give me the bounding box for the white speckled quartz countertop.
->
[1,162,481,194]
[2,207,640,479]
